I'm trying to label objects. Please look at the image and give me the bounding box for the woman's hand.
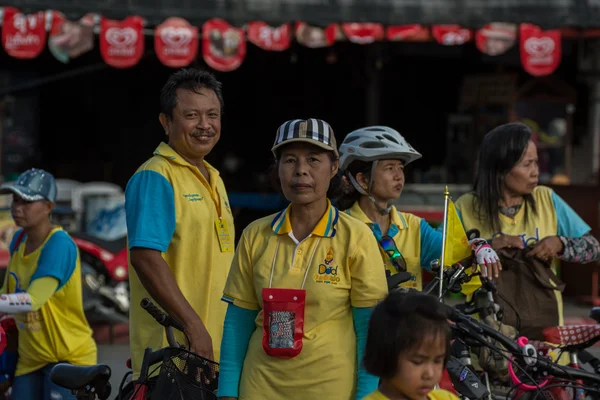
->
[491,234,524,250]
[470,239,502,279]
[527,236,564,261]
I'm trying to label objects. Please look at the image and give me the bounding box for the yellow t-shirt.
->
[363,389,460,400]
[126,142,235,378]
[5,227,97,376]
[345,202,442,291]
[222,201,388,400]
[455,185,591,327]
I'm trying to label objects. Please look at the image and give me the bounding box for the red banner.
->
[155,17,198,68]
[432,25,471,45]
[247,22,291,51]
[520,23,561,76]
[341,23,384,44]
[202,18,246,72]
[475,23,516,56]
[1,7,47,59]
[295,22,337,48]
[387,24,429,41]
[100,16,145,68]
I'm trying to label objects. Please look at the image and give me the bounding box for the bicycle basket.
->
[150,348,219,400]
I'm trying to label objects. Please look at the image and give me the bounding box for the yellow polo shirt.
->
[222,200,387,400]
[126,142,234,378]
[364,389,460,400]
[455,185,591,327]
[5,227,96,375]
[345,202,442,291]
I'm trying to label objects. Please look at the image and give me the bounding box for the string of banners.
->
[0,6,562,76]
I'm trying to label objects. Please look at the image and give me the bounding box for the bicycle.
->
[424,259,600,399]
[49,298,219,400]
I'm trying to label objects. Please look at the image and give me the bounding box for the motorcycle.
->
[71,232,130,324]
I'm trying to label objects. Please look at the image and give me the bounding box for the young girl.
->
[362,290,458,400]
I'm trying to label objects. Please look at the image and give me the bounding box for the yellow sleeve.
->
[350,233,388,308]
[222,231,260,311]
[0,270,7,294]
[27,276,60,311]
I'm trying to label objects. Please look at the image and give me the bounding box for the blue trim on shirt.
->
[353,306,378,400]
[125,170,176,252]
[420,219,443,270]
[217,304,258,398]
[30,231,77,291]
[552,190,591,238]
[8,229,24,255]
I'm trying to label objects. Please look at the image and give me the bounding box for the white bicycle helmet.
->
[339,126,422,172]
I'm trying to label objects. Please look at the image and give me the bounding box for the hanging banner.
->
[247,22,291,51]
[100,16,145,69]
[475,23,517,56]
[387,24,429,41]
[155,17,198,68]
[520,23,562,76]
[341,23,384,44]
[48,11,95,63]
[202,18,246,72]
[432,25,472,46]
[295,22,337,48]
[1,7,47,59]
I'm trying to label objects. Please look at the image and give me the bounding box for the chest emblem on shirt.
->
[314,248,340,285]
[183,193,204,202]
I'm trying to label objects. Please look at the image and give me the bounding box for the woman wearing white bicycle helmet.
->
[337,126,501,290]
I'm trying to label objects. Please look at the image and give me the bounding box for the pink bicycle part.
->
[508,336,549,390]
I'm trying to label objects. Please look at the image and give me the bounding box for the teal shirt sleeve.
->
[30,231,77,291]
[353,306,378,400]
[551,190,591,238]
[125,170,176,252]
[217,304,258,398]
[419,219,442,270]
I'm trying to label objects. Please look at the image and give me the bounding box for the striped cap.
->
[272,118,339,158]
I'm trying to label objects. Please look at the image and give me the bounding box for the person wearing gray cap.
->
[218,119,388,400]
[0,168,96,399]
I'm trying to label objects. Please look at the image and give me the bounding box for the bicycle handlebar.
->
[447,306,600,385]
[140,297,185,348]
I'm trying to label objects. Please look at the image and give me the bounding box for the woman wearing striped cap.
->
[218,118,388,400]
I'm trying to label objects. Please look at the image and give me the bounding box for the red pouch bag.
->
[261,288,306,358]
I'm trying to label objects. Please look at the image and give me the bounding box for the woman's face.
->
[11,194,52,229]
[278,142,338,205]
[358,159,405,202]
[504,140,539,196]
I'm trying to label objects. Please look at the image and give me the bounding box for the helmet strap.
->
[347,162,392,215]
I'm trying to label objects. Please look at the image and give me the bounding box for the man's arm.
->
[130,248,214,359]
[125,169,214,359]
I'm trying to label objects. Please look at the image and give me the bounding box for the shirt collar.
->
[153,142,220,187]
[346,201,407,231]
[271,199,339,238]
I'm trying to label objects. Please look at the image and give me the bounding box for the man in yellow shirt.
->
[125,69,235,378]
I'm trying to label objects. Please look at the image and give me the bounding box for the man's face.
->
[160,87,221,160]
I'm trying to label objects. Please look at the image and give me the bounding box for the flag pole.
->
[439,186,450,301]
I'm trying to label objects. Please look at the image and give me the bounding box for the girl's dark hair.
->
[335,160,372,211]
[473,122,536,233]
[268,150,344,200]
[363,290,451,379]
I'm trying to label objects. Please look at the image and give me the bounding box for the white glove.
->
[469,238,500,277]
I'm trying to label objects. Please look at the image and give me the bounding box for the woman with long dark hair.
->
[455,122,600,323]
